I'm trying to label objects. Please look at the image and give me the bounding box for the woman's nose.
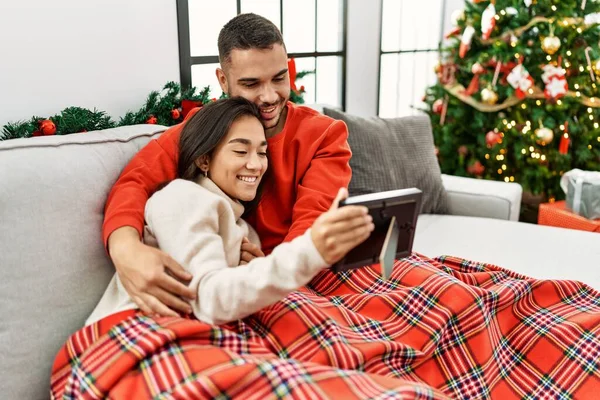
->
[246,153,261,170]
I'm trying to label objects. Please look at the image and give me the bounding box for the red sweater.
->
[103,102,352,254]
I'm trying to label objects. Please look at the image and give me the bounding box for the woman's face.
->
[207,115,268,202]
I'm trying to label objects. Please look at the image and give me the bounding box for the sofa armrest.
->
[441,174,523,221]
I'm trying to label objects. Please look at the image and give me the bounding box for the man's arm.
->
[103,107,201,246]
[284,120,352,242]
[103,132,179,247]
[102,110,200,316]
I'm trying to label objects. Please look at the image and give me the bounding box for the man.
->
[103,13,356,317]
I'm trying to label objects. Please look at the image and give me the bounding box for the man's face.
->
[217,43,290,137]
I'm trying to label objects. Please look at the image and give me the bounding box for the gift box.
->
[538,200,600,233]
[560,169,600,220]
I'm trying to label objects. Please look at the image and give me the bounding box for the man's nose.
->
[259,84,278,104]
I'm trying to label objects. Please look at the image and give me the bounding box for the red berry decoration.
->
[39,119,56,136]
[485,130,502,147]
[432,99,444,114]
[146,115,158,124]
[171,109,181,120]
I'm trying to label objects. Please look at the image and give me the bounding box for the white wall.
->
[345,0,382,117]
[0,0,180,127]
[0,0,457,126]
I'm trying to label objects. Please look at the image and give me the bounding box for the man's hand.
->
[311,188,374,265]
[108,227,197,317]
[239,237,265,265]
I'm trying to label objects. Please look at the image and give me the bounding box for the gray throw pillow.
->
[324,108,448,214]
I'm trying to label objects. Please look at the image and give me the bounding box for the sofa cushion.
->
[414,214,600,291]
[0,125,166,399]
[323,108,448,214]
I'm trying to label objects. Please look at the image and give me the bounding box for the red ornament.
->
[300,85,305,92]
[485,130,502,147]
[467,160,485,176]
[559,122,570,155]
[432,99,444,114]
[458,145,469,156]
[211,98,217,102]
[146,115,158,124]
[32,130,42,137]
[288,58,298,92]
[463,75,480,96]
[79,129,87,133]
[541,64,568,100]
[39,119,56,136]
[481,3,496,40]
[444,27,461,39]
[170,109,181,120]
[438,64,457,85]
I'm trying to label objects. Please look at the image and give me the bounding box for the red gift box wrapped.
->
[538,200,600,233]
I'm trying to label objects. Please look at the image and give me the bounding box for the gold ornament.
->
[593,59,600,75]
[542,35,561,55]
[481,86,499,105]
[535,127,554,145]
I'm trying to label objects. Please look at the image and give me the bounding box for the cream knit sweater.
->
[86,177,327,326]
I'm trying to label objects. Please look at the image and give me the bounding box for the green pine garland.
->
[0,82,209,141]
[1,72,313,141]
[289,70,315,104]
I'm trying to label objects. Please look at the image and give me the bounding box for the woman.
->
[86,97,374,326]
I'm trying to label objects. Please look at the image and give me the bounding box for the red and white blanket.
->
[51,254,600,399]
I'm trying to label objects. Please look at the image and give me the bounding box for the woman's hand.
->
[311,188,375,265]
[239,237,265,265]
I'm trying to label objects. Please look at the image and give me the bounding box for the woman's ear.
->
[194,155,210,173]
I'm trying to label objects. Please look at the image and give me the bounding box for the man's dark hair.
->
[177,97,268,215]
[218,13,285,66]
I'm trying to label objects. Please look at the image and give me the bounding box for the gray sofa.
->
[1,121,599,399]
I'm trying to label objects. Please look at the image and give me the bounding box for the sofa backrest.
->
[0,125,166,399]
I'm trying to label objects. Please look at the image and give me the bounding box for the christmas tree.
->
[424,0,600,201]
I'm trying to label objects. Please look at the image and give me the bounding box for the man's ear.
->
[216,68,229,94]
[194,155,210,172]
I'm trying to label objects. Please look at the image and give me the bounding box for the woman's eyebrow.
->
[228,138,268,146]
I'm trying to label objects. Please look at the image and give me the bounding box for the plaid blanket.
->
[51,254,600,399]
